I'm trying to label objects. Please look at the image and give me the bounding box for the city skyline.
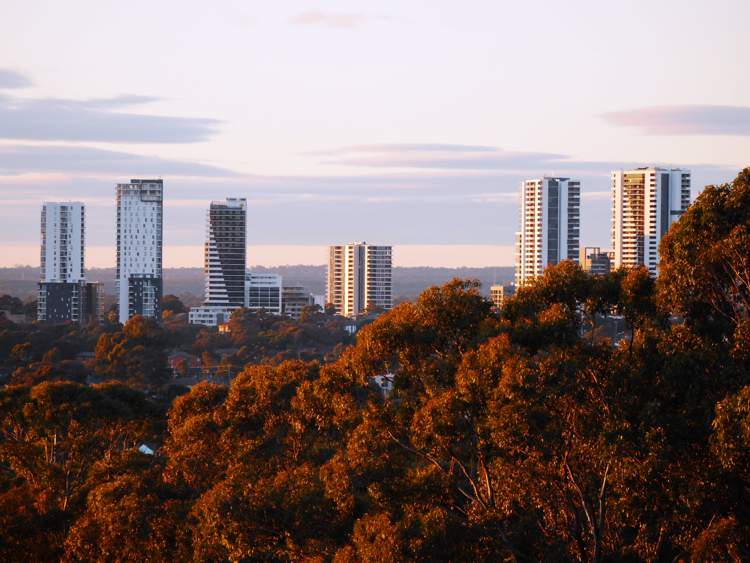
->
[1,1,748,267]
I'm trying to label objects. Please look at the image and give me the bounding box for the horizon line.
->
[0,243,517,269]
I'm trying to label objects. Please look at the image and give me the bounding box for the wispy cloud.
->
[600,105,750,136]
[313,143,738,178]
[0,69,32,89]
[311,143,499,156]
[0,144,237,177]
[318,144,576,171]
[0,93,221,143]
[290,10,384,28]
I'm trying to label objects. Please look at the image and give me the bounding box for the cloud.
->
[0,144,237,177]
[314,144,739,179]
[311,143,499,155]
[290,10,381,28]
[319,144,579,171]
[0,69,32,89]
[600,105,750,136]
[0,93,221,143]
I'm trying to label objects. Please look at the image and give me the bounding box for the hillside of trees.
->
[0,168,748,561]
[0,266,514,304]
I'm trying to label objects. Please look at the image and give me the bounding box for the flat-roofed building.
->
[490,284,515,309]
[282,285,314,320]
[245,272,282,315]
[579,246,612,276]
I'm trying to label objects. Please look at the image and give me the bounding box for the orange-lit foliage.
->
[1,170,749,560]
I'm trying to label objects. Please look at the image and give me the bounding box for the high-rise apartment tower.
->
[116,179,163,323]
[514,177,580,287]
[327,243,392,318]
[611,168,690,276]
[40,202,85,283]
[189,198,247,326]
[37,202,100,324]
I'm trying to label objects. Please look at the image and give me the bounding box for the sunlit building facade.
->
[611,168,690,276]
[489,283,515,310]
[514,177,580,287]
[327,243,392,318]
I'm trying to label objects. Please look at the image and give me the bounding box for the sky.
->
[0,0,748,267]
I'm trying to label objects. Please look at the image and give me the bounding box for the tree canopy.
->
[0,169,749,560]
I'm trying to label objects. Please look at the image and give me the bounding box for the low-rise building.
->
[579,247,612,276]
[188,306,235,327]
[282,286,314,320]
[245,272,283,315]
[490,284,515,309]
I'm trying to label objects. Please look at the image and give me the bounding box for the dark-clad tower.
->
[189,198,247,326]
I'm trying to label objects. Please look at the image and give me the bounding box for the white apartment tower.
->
[189,198,247,326]
[38,202,100,324]
[327,243,392,318]
[611,168,691,276]
[40,202,85,283]
[116,179,164,323]
[514,177,580,287]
